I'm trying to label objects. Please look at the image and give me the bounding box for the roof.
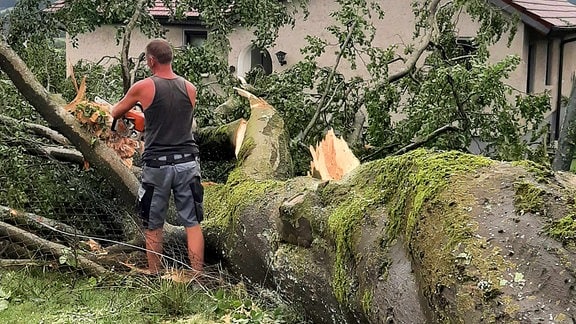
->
[47,0,199,18]
[490,0,576,34]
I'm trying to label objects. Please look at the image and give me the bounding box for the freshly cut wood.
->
[309,128,360,180]
[64,77,142,168]
[195,118,247,160]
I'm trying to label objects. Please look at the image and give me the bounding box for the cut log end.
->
[309,129,360,180]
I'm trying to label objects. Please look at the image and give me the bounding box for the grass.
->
[0,268,305,324]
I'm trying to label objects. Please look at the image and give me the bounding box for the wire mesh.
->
[0,118,193,274]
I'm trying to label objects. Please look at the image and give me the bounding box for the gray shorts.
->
[138,159,204,230]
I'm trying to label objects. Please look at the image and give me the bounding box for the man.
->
[112,39,204,274]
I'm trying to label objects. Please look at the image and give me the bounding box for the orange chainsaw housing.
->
[124,109,145,132]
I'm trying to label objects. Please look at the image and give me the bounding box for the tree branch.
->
[387,0,440,83]
[0,40,139,208]
[298,20,358,142]
[121,0,147,93]
[0,205,84,238]
[0,220,109,276]
[0,113,70,145]
[393,124,461,156]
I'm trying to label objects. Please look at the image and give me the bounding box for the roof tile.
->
[500,0,576,29]
[48,0,199,18]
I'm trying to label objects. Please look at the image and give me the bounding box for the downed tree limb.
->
[392,123,461,156]
[0,258,52,269]
[1,135,84,164]
[25,145,84,164]
[234,87,293,180]
[0,206,84,239]
[0,40,138,207]
[0,113,71,146]
[0,220,109,276]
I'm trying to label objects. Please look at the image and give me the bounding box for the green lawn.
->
[0,268,303,324]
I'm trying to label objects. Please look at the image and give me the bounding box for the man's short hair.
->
[146,39,173,64]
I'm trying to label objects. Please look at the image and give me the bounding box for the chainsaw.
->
[111,104,145,141]
[94,97,145,140]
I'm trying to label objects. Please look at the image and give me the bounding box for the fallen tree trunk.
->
[198,90,576,323]
[2,40,575,323]
[203,148,576,323]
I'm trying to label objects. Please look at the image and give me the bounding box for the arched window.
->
[237,45,272,77]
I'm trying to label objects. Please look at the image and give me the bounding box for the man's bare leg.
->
[144,228,164,274]
[185,225,204,272]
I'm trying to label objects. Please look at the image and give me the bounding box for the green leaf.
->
[0,299,8,312]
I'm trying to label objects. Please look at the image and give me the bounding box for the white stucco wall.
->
[66,25,186,66]
[227,1,416,78]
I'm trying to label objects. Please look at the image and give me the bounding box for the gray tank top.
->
[142,76,198,161]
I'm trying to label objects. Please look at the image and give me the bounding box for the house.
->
[58,0,576,140]
[489,0,576,140]
[55,0,206,65]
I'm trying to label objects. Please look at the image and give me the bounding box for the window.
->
[527,43,536,93]
[546,40,553,86]
[184,30,207,47]
[456,37,477,70]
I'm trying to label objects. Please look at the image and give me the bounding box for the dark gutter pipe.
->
[555,35,576,139]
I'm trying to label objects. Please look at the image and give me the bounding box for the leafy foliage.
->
[245,0,549,169]
[172,41,240,127]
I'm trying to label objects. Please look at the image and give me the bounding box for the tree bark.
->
[198,90,576,323]
[203,147,576,323]
[0,220,109,276]
[234,88,293,180]
[0,206,84,239]
[196,118,247,160]
[0,113,71,145]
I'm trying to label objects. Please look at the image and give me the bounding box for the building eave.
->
[489,0,553,35]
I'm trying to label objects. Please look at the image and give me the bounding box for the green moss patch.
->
[546,214,576,245]
[321,149,494,306]
[511,160,554,183]
[203,169,280,236]
[513,181,545,215]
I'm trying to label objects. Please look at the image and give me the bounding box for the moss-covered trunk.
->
[202,149,576,323]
